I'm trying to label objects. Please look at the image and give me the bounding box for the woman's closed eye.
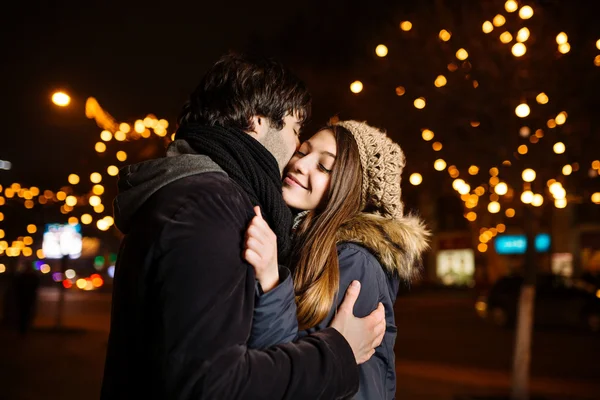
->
[318,164,332,174]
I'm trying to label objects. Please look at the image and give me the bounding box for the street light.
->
[52,91,71,107]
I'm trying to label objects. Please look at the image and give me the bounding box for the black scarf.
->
[175,124,292,258]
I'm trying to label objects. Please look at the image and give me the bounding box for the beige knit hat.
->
[334,120,406,219]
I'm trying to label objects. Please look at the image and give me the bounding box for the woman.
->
[245,120,429,399]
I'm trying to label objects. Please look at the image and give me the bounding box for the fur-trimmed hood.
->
[336,213,430,281]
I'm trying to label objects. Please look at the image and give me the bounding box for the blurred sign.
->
[42,223,82,259]
[494,233,551,255]
[552,253,573,277]
[436,249,475,286]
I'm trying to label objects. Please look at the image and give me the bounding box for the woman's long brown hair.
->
[291,124,363,330]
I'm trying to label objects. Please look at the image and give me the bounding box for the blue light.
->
[494,233,551,255]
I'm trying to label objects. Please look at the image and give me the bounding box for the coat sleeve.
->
[248,265,299,349]
[155,193,358,400]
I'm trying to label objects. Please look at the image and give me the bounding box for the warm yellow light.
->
[489,167,499,177]
[595,56,600,67]
[562,165,572,176]
[116,151,128,162]
[434,159,447,171]
[40,264,50,274]
[493,14,506,27]
[400,21,412,31]
[556,32,568,45]
[547,119,557,129]
[593,160,600,170]
[89,195,102,207]
[495,182,508,195]
[26,224,37,234]
[597,39,600,50]
[100,130,113,141]
[52,91,71,107]
[95,142,107,153]
[103,216,115,226]
[0,264,5,273]
[94,204,105,214]
[555,112,567,125]
[449,167,460,179]
[432,142,443,151]
[468,165,479,175]
[512,42,527,57]
[519,5,533,19]
[482,21,494,34]
[452,179,465,191]
[66,175,80,187]
[65,195,77,207]
[134,120,145,134]
[350,81,363,94]
[375,44,388,57]
[555,198,567,208]
[56,191,67,201]
[553,142,566,154]
[532,194,544,207]
[515,103,530,118]
[76,279,87,289]
[22,247,33,257]
[114,131,126,141]
[536,92,549,104]
[434,75,447,87]
[68,216,79,225]
[478,243,488,253]
[497,223,506,233]
[395,86,406,96]
[414,97,426,109]
[81,214,92,225]
[591,193,600,204]
[458,183,471,195]
[521,190,534,204]
[119,122,131,133]
[488,201,501,214]
[439,29,452,41]
[518,145,528,155]
[422,129,434,141]
[90,172,102,183]
[500,31,513,44]
[517,27,530,42]
[456,48,468,60]
[107,165,119,176]
[522,168,536,182]
[505,0,518,12]
[558,43,570,54]
[93,185,105,195]
[506,208,516,218]
[97,219,110,231]
[409,173,422,186]
[466,212,477,222]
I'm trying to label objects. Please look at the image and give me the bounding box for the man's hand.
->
[330,281,386,364]
[244,206,280,293]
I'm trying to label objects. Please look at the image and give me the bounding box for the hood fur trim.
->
[336,213,430,281]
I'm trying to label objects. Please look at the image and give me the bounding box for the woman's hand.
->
[244,206,280,293]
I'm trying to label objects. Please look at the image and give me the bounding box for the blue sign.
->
[494,233,551,255]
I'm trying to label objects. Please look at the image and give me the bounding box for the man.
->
[101,54,386,399]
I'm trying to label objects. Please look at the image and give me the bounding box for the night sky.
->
[2,0,406,189]
[2,0,599,197]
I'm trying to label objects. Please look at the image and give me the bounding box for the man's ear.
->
[248,115,269,140]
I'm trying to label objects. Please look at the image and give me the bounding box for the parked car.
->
[475,273,600,332]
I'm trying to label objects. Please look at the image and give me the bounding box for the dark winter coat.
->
[252,213,429,399]
[100,141,359,400]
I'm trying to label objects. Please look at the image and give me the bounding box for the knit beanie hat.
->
[334,120,406,219]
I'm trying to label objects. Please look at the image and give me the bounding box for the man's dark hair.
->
[178,53,311,131]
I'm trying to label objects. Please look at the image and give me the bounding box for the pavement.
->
[0,287,599,399]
